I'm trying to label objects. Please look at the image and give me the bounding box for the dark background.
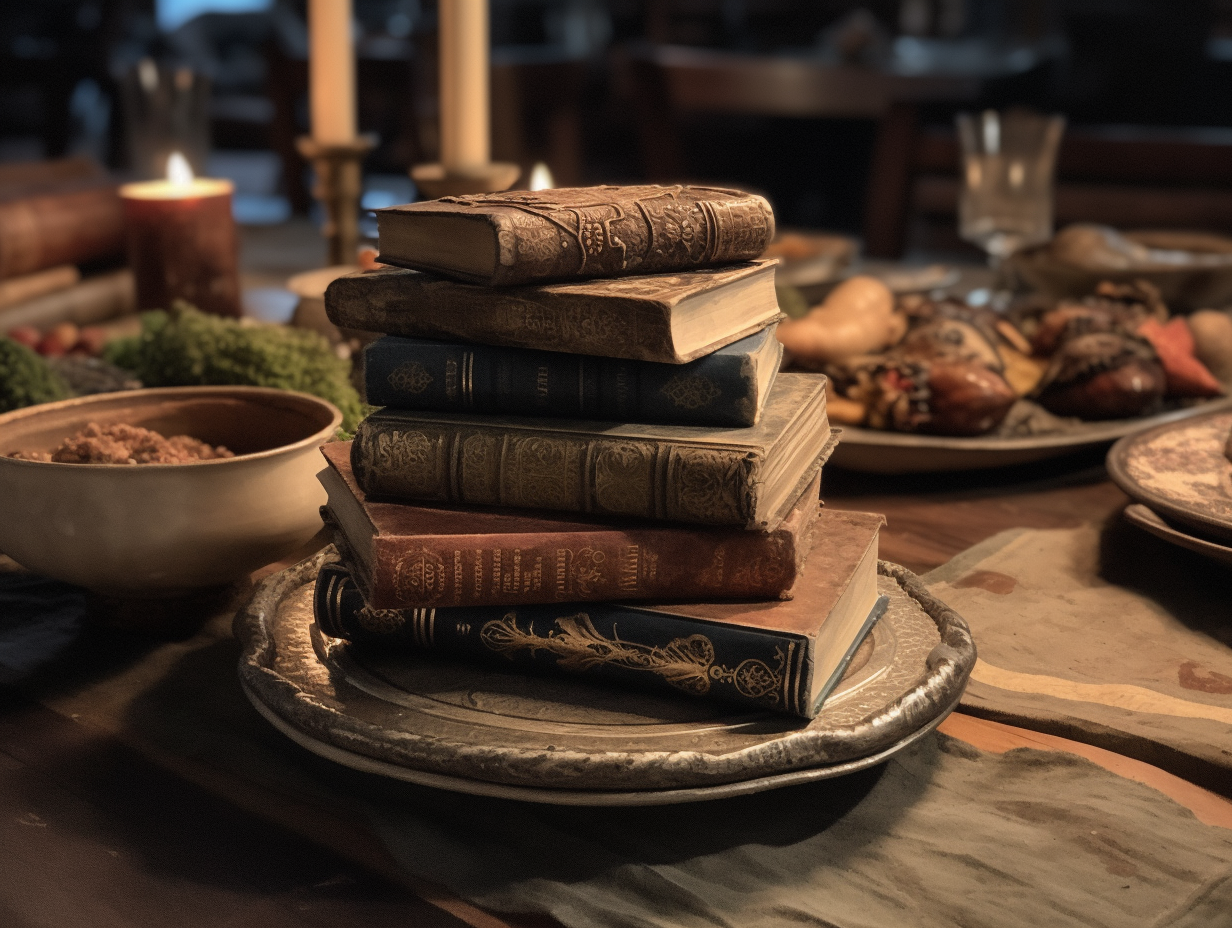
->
[2,0,1229,252]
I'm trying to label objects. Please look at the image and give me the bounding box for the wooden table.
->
[2,449,1230,928]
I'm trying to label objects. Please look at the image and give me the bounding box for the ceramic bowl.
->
[0,386,341,597]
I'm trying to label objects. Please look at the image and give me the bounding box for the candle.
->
[309,0,357,144]
[120,153,241,318]
[439,0,489,172]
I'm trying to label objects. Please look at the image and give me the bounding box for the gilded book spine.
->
[363,336,762,427]
[350,416,759,526]
[315,561,813,716]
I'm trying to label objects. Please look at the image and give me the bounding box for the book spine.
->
[483,190,775,285]
[326,271,680,363]
[315,561,812,716]
[0,184,126,279]
[364,338,758,427]
[350,513,806,608]
[350,416,759,526]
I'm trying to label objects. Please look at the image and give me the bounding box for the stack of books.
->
[317,184,887,719]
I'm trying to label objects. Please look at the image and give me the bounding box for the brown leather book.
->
[319,439,826,609]
[315,510,886,717]
[375,184,775,286]
[0,181,125,279]
[325,259,781,364]
[350,372,831,530]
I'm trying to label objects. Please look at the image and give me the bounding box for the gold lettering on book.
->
[478,612,785,704]
[453,551,463,605]
[555,549,568,597]
[618,545,640,592]
[445,358,458,399]
[535,365,550,405]
[525,555,543,592]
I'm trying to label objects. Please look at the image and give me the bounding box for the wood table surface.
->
[4,446,1231,928]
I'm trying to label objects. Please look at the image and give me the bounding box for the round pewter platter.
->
[831,397,1232,474]
[1107,410,1232,546]
[235,553,975,806]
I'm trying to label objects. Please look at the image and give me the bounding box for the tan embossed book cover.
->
[325,259,781,364]
[375,184,775,286]
[350,373,830,530]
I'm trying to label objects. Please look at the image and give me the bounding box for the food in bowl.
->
[9,422,233,464]
[0,386,341,597]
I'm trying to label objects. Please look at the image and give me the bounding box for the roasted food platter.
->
[236,552,975,806]
[830,397,1232,474]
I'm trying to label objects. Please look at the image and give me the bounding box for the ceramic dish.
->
[236,553,975,806]
[1122,503,1232,568]
[1106,409,1232,545]
[0,386,341,596]
[830,397,1232,474]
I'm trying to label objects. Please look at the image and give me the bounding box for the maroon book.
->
[318,440,827,609]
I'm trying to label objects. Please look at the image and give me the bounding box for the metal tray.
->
[1107,409,1232,546]
[831,398,1232,474]
[236,554,975,805]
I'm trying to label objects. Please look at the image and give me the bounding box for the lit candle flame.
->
[528,162,554,191]
[167,152,194,186]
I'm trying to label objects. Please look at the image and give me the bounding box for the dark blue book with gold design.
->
[314,511,886,718]
[363,326,782,427]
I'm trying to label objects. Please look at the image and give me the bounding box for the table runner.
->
[3,567,1232,928]
[923,519,1232,795]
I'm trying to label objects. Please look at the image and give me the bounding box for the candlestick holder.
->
[297,134,376,266]
[410,161,521,199]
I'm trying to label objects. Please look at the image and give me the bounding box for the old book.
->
[0,181,125,279]
[351,372,830,529]
[326,260,782,364]
[314,511,886,718]
[375,184,775,286]
[0,269,135,331]
[0,265,80,311]
[363,325,783,428]
[319,439,825,608]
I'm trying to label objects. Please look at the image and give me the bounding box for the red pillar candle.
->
[120,158,241,317]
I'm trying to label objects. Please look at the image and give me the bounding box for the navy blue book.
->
[314,511,886,719]
[363,326,783,428]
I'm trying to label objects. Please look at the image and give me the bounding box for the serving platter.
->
[830,397,1232,474]
[1106,409,1232,546]
[1122,503,1232,568]
[236,553,974,806]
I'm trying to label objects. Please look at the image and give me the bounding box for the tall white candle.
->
[439,0,489,172]
[309,0,357,144]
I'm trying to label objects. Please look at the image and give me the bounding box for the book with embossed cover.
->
[374,184,774,287]
[350,372,830,530]
[319,439,830,609]
[363,326,783,427]
[325,260,781,364]
[313,512,886,718]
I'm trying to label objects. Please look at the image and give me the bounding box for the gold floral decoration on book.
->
[660,373,721,410]
[478,611,788,704]
[389,362,434,395]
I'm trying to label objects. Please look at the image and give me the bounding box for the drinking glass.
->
[956,109,1065,265]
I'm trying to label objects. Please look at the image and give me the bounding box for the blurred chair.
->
[867,120,1232,257]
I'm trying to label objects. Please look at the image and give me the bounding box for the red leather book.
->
[318,439,830,609]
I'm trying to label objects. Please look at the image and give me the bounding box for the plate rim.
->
[241,679,962,806]
[1122,503,1232,566]
[235,557,975,799]
[1107,412,1232,545]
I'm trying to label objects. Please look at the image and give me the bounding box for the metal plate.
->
[1122,503,1232,568]
[1108,410,1232,545]
[235,555,975,805]
[831,398,1232,474]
